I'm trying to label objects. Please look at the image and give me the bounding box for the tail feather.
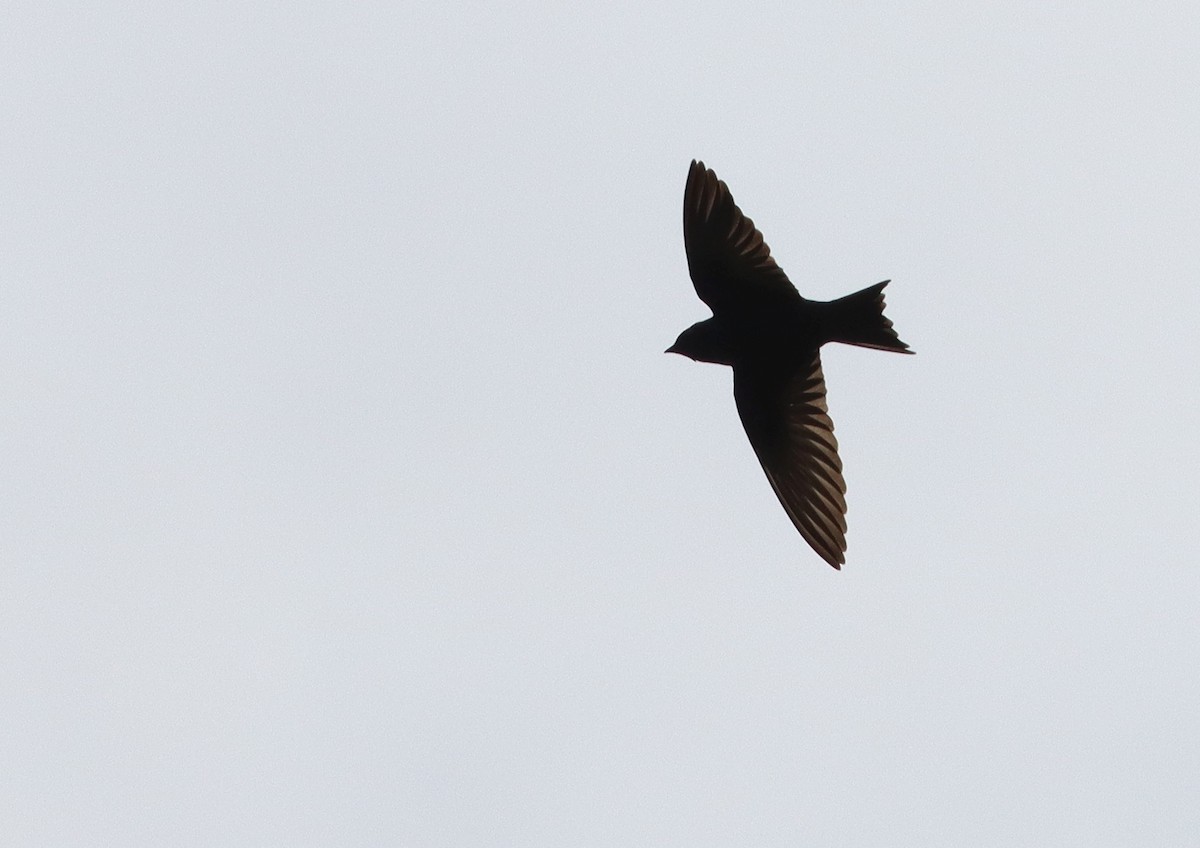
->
[822,280,913,354]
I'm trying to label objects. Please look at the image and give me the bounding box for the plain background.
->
[4,2,1199,845]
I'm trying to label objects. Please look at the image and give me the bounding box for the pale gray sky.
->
[4,2,1199,845]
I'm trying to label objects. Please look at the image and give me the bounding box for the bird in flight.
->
[667,160,912,569]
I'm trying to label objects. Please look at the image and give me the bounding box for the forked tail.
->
[822,280,913,354]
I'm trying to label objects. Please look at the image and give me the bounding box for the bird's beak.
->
[665,343,680,355]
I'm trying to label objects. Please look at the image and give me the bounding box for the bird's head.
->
[666,318,734,365]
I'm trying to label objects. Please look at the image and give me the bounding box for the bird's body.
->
[668,160,912,569]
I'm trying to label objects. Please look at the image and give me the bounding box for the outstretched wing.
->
[733,351,847,568]
[683,160,800,315]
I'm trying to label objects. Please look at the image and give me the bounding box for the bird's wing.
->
[734,352,848,568]
[683,160,801,314]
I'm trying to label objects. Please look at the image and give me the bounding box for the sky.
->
[3,1,1200,845]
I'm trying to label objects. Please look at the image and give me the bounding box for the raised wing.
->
[683,160,800,315]
[733,351,848,568]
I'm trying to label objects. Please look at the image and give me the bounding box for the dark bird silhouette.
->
[667,160,912,569]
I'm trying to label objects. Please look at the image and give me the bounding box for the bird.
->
[667,160,912,569]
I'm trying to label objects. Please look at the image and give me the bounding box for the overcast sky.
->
[4,2,1200,845]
